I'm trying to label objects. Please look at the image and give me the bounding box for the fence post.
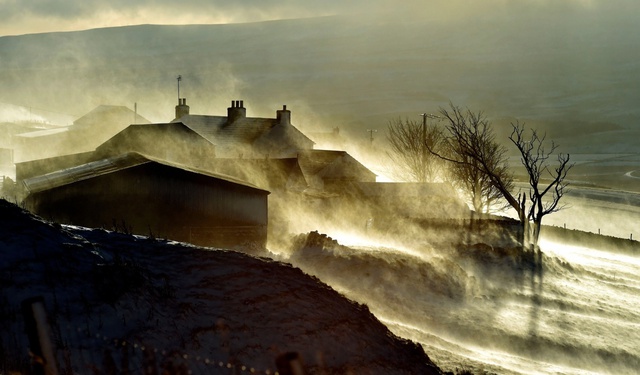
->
[21,296,59,375]
[276,352,305,375]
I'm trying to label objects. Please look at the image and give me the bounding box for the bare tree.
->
[386,117,445,182]
[447,158,509,214]
[438,105,514,214]
[509,122,573,246]
[430,103,573,248]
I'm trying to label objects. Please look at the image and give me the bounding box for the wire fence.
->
[8,297,305,375]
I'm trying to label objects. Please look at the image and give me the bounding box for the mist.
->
[267,205,640,374]
[2,2,640,374]
[2,0,640,133]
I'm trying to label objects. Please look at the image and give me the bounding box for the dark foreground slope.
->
[0,199,441,374]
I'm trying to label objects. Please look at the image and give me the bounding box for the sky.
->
[0,0,630,37]
[0,0,374,36]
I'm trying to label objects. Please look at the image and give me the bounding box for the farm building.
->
[15,121,217,181]
[14,103,375,201]
[297,150,377,193]
[173,99,315,158]
[95,122,218,169]
[22,152,269,248]
[13,105,149,162]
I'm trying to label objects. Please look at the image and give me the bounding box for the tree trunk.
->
[531,218,541,250]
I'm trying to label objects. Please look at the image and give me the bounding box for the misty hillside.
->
[1,8,639,153]
[0,199,441,374]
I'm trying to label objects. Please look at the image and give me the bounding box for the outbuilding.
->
[23,152,269,248]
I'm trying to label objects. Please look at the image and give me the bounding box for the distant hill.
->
[1,9,639,152]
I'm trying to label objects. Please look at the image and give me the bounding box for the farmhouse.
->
[173,99,315,158]
[15,121,217,181]
[10,96,468,249]
[22,152,269,248]
[297,150,376,193]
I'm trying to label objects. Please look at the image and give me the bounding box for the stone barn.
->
[22,152,269,248]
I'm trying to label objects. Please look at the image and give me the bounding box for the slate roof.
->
[14,127,69,138]
[96,122,216,154]
[73,105,150,128]
[297,150,377,181]
[174,114,314,157]
[22,152,267,195]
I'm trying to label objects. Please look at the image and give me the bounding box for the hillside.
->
[1,8,639,153]
[0,199,441,374]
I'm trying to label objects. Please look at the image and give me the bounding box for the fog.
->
[2,0,640,136]
[2,2,640,373]
[271,216,640,374]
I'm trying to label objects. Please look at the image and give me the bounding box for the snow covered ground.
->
[0,200,440,374]
[281,226,640,374]
[3,195,639,375]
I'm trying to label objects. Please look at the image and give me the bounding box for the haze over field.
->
[2,0,633,36]
[1,0,640,151]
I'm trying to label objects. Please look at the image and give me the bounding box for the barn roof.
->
[14,127,69,139]
[22,152,268,194]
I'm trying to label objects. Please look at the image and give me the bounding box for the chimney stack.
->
[175,97,190,120]
[276,105,291,126]
[227,100,246,123]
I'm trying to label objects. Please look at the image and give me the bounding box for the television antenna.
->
[177,75,182,101]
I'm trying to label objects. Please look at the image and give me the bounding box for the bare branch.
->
[509,122,574,245]
[386,117,445,182]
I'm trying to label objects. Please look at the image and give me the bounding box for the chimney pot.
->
[227,99,246,123]
[276,104,291,126]
[175,97,190,120]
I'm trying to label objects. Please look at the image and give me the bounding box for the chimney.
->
[175,98,190,120]
[227,100,246,123]
[276,105,290,126]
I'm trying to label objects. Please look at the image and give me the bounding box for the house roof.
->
[96,122,216,154]
[73,105,150,128]
[22,152,268,195]
[297,150,376,180]
[174,114,314,155]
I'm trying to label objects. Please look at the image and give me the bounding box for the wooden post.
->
[276,352,305,375]
[21,296,59,375]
